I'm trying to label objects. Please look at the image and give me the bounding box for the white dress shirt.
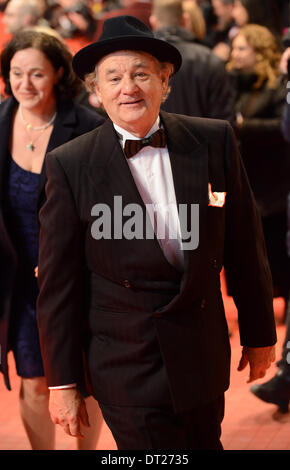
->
[114,118,184,272]
[49,116,184,390]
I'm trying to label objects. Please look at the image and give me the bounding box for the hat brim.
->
[72,36,182,80]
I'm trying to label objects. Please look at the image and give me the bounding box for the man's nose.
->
[122,76,138,94]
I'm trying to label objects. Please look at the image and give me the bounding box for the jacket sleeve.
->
[223,122,277,347]
[36,152,86,388]
[240,85,286,137]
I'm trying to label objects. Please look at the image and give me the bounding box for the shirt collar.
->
[113,117,160,149]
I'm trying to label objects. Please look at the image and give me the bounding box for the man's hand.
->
[237,346,276,383]
[49,388,90,438]
[212,42,231,62]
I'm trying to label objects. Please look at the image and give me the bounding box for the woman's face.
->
[9,47,60,112]
[231,34,257,71]
[232,0,249,27]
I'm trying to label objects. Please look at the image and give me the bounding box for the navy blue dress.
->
[6,155,44,377]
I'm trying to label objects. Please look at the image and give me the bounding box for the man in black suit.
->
[150,0,236,122]
[37,15,277,450]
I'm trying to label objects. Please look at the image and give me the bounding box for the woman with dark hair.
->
[0,30,105,449]
[227,24,290,312]
[232,0,283,39]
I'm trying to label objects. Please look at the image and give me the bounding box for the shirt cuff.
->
[48,383,77,390]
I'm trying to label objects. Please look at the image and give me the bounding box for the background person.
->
[95,0,153,38]
[1,0,48,99]
[182,0,206,43]
[150,0,236,122]
[231,0,284,41]
[3,0,47,34]
[44,0,99,54]
[0,30,104,450]
[227,23,290,315]
[208,0,236,61]
[250,40,290,412]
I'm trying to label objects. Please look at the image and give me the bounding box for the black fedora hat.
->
[72,15,182,80]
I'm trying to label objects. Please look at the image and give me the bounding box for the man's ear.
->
[161,73,169,89]
[161,62,174,85]
[94,82,102,104]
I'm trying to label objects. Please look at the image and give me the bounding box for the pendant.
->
[27,142,35,151]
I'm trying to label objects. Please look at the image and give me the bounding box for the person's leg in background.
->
[251,193,290,412]
[19,377,103,449]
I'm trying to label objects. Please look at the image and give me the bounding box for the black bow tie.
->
[124,128,167,159]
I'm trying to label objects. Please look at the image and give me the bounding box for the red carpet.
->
[0,275,289,450]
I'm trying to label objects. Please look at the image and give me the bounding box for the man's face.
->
[212,0,234,23]
[232,0,249,27]
[94,50,170,137]
[3,1,24,33]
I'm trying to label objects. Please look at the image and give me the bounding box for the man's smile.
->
[120,99,144,106]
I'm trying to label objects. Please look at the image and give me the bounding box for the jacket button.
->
[201,299,206,309]
[123,279,131,288]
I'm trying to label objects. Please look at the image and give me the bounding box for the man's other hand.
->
[237,345,276,383]
[49,388,90,438]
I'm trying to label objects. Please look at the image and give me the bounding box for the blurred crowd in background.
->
[0,1,289,62]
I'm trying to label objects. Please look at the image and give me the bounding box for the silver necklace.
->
[19,104,57,130]
[19,105,57,151]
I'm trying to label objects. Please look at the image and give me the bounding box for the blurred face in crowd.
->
[94,50,171,137]
[4,1,23,33]
[231,33,257,71]
[232,0,249,27]
[212,0,234,24]
[9,48,60,113]
[4,0,31,34]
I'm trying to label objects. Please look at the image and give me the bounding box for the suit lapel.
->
[160,111,209,272]
[88,119,150,210]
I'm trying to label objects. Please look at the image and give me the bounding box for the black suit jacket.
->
[0,96,104,390]
[37,111,276,412]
